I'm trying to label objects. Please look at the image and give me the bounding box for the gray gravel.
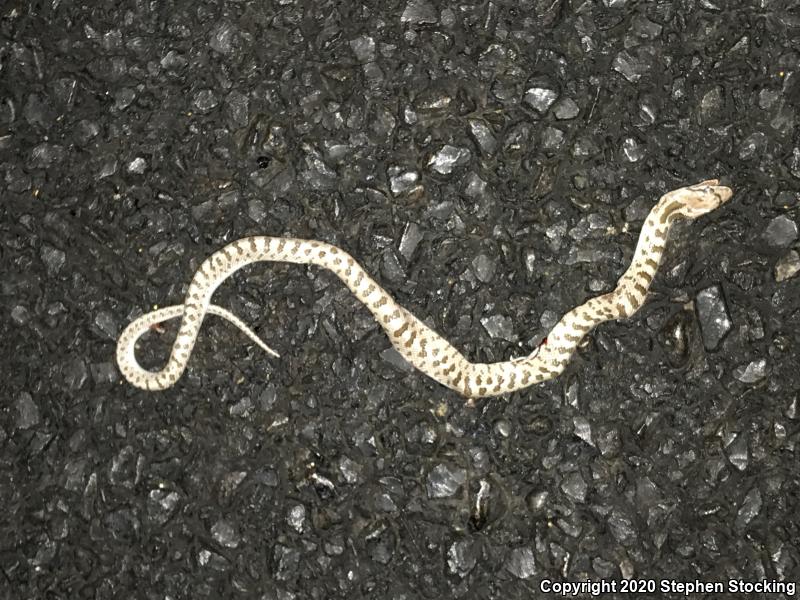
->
[2,1,800,598]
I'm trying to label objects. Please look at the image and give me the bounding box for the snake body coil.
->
[116,180,732,399]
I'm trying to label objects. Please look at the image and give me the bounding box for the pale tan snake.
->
[116,180,732,399]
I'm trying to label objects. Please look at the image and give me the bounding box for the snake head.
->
[661,179,734,220]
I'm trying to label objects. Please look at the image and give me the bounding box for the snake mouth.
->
[685,181,733,212]
[707,184,734,208]
[715,185,734,204]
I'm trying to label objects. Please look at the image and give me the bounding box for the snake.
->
[116,179,732,399]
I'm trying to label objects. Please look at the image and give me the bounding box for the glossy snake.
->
[116,180,732,399]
